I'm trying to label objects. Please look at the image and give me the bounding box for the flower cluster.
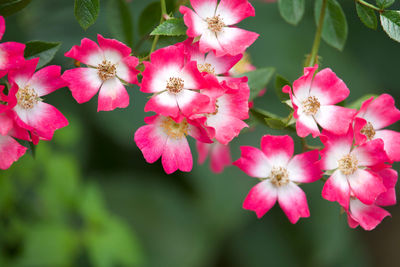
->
[0,16,68,170]
[234,65,399,230]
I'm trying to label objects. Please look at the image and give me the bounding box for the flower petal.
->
[0,135,26,170]
[97,77,129,111]
[314,105,356,135]
[180,6,209,37]
[190,0,218,19]
[62,68,102,104]
[320,127,353,170]
[277,182,310,224]
[322,170,350,209]
[64,38,103,66]
[216,27,259,56]
[233,146,270,178]
[29,65,66,96]
[348,169,386,205]
[216,0,255,25]
[375,129,400,162]
[348,198,390,231]
[161,137,193,174]
[243,179,278,218]
[260,135,293,167]
[287,149,321,183]
[352,138,388,167]
[116,56,139,85]
[97,34,131,64]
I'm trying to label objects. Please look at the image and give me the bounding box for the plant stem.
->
[306,0,327,67]
[149,0,168,55]
[356,0,381,12]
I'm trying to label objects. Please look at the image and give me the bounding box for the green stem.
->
[356,0,381,12]
[149,0,168,55]
[306,0,327,67]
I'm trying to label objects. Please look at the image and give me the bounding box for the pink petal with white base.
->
[0,16,4,40]
[144,92,179,117]
[29,65,66,96]
[348,169,386,205]
[134,123,168,164]
[206,114,247,144]
[64,38,103,66]
[375,129,400,162]
[0,135,27,170]
[287,150,321,183]
[348,198,390,231]
[375,168,397,206]
[204,52,242,75]
[358,94,400,130]
[233,146,270,178]
[116,56,139,84]
[62,68,102,104]
[351,138,388,167]
[0,42,26,70]
[216,27,259,56]
[277,182,310,223]
[97,34,131,63]
[243,179,278,218]
[216,0,255,25]
[190,0,218,19]
[260,135,293,166]
[292,66,317,102]
[295,114,320,138]
[8,58,39,88]
[322,170,350,209]
[180,6,208,37]
[97,77,129,111]
[199,29,224,55]
[162,137,193,174]
[314,105,356,135]
[309,68,350,105]
[196,141,210,164]
[13,101,68,140]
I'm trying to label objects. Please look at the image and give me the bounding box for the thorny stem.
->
[149,0,168,55]
[356,0,382,12]
[306,0,327,67]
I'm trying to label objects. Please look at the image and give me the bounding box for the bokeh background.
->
[1,0,400,266]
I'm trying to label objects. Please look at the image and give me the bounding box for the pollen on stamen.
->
[16,86,41,110]
[338,154,358,175]
[166,77,184,94]
[302,96,320,115]
[197,63,215,74]
[206,15,225,33]
[270,166,289,187]
[160,117,188,139]
[361,122,376,140]
[97,60,117,81]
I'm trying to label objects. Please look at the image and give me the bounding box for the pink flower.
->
[283,65,356,138]
[354,94,400,162]
[62,34,139,112]
[233,135,321,223]
[0,112,29,170]
[180,0,259,56]
[196,140,231,173]
[0,16,25,73]
[134,114,212,174]
[6,58,68,141]
[320,127,389,209]
[194,84,249,144]
[141,44,212,118]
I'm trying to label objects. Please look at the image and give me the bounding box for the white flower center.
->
[302,96,320,115]
[97,60,117,81]
[17,86,41,109]
[270,166,289,187]
[206,15,225,33]
[360,121,375,140]
[166,77,184,94]
[160,117,188,139]
[338,154,358,175]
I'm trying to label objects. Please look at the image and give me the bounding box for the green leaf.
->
[150,18,187,36]
[0,0,31,17]
[243,68,275,101]
[376,0,395,9]
[278,0,305,25]
[347,94,377,109]
[380,10,400,42]
[24,41,61,69]
[265,117,287,129]
[275,74,291,101]
[356,2,377,30]
[315,0,348,50]
[107,0,134,47]
[138,2,161,36]
[74,0,99,30]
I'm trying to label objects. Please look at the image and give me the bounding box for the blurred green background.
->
[1,0,400,266]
